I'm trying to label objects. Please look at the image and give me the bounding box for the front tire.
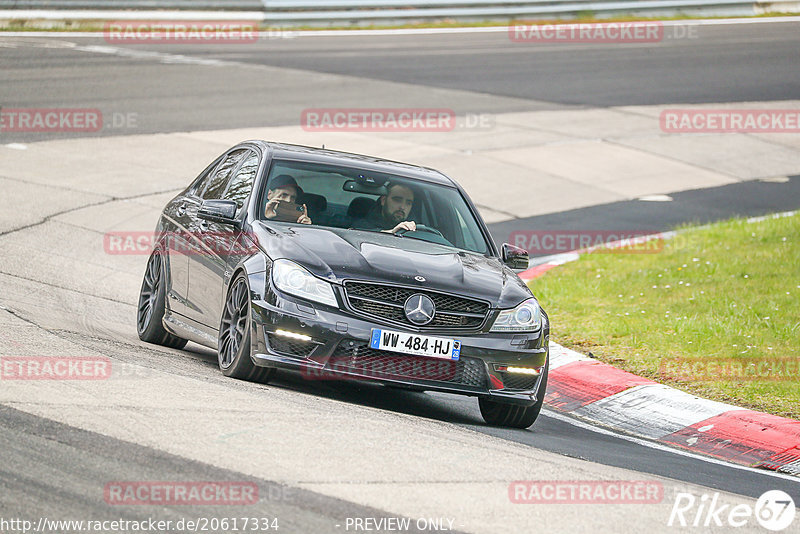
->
[479,361,548,429]
[218,273,274,383]
[137,250,187,349]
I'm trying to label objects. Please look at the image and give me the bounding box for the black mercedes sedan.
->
[137,141,550,428]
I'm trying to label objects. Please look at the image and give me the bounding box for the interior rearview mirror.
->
[343,179,387,195]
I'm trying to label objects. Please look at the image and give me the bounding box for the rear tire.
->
[137,250,188,349]
[479,360,548,429]
[218,273,275,383]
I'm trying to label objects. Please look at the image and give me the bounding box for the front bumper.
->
[250,289,548,406]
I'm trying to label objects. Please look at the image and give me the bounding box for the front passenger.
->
[264,174,312,225]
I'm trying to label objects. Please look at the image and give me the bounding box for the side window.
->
[223,151,259,215]
[200,149,248,200]
[188,156,223,197]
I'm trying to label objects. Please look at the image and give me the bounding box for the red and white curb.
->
[545,344,800,476]
[523,212,800,475]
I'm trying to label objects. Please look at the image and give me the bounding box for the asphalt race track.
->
[1,19,799,533]
[2,21,800,141]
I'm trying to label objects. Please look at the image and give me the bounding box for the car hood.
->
[252,222,532,309]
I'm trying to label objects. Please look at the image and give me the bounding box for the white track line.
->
[543,409,800,483]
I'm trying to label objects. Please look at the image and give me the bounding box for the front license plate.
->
[369,329,461,360]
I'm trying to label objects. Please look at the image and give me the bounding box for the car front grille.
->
[267,333,316,358]
[328,340,487,388]
[344,281,489,329]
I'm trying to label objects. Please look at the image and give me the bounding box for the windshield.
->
[259,158,491,255]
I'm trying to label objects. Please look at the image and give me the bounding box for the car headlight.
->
[271,259,338,308]
[490,298,542,332]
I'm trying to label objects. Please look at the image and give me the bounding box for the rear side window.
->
[188,156,223,197]
[200,149,248,200]
[223,151,260,215]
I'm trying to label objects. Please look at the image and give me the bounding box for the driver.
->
[354,182,416,233]
[264,174,312,225]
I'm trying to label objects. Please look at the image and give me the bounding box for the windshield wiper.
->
[350,228,405,238]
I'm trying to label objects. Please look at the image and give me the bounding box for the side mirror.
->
[501,243,529,271]
[198,199,239,226]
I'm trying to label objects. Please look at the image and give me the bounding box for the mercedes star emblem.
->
[404,294,435,326]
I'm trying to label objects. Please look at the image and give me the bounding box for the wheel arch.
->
[225,252,269,302]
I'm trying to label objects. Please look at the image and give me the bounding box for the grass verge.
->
[532,212,800,419]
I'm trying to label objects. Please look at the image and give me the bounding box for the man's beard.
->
[385,208,405,224]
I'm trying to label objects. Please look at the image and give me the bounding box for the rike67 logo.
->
[668,490,795,531]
